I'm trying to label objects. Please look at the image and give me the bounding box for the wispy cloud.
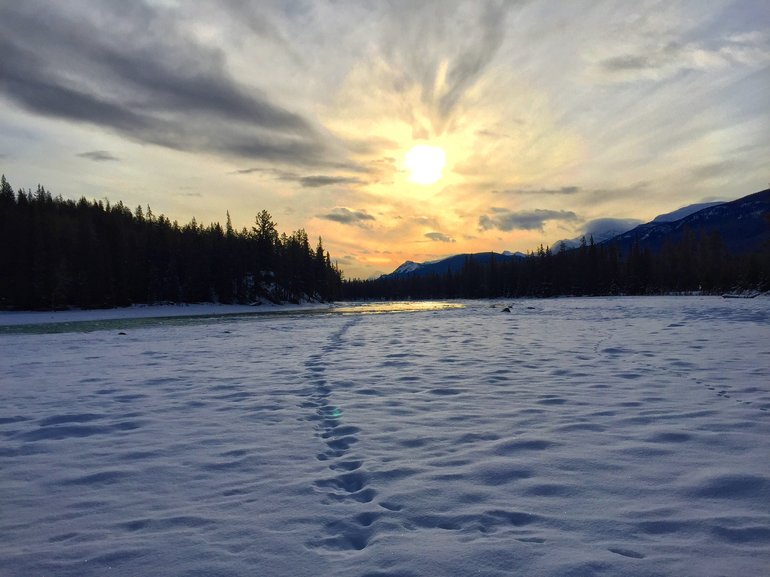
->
[496,186,581,196]
[297,175,362,188]
[77,150,119,162]
[593,9,770,83]
[425,231,455,243]
[601,54,655,72]
[692,161,738,180]
[318,207,375,226]
[0,2,331,166]
[479,208,579,232]
[233,167,362,188]
[377,0,517,135]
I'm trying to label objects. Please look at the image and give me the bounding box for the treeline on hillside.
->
[344,233,770,300]
[0,175,342,310]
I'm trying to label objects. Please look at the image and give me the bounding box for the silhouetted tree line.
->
[343,231,770,300]
[0,175,342,310]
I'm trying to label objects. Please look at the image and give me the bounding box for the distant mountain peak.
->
[384,251,522,279]
[391,260,422,275]
[651,201,725,223]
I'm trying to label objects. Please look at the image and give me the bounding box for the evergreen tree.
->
[0,176,343,309]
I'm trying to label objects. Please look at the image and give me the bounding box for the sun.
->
[404,145,446,185]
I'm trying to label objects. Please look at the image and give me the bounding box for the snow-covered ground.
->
[1,296,769,577]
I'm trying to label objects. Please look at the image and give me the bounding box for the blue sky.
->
[1,0,768,277]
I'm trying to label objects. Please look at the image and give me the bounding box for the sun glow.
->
[404,145,446,185]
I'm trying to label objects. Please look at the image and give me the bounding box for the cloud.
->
[232,167,362,188]
[435,1,512,122]
[77,150,119,162]
[379,0,517,134]
[318,207,375,226]
[479,208,579,232]
[692,161,737,180]
[425,231,455,243]
[601,54,655,72]
[497,185,581,196]
[0,2,331,166]
[582,218,641,237]
[297,175,362,188]
[334,254,359,266]
[595,17,770,83]
[586,181,652,203]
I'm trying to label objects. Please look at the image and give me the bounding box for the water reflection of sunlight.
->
[331,301,465,315]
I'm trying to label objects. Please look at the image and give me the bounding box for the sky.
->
[1,1,768,279]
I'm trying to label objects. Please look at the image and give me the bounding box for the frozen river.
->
[1,297,769,576]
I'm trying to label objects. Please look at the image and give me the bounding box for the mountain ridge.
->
[384,189,769,277]
[605,188,769,254]
[382,251,524,279]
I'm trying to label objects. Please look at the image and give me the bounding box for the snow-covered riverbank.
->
[0,301,330,327]
[1,296,768,576]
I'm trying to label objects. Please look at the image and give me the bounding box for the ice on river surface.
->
[1,296,769,576]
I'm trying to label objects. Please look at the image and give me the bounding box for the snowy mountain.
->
[604,188,770,254]
[389,261,423,275]
[551,201,725,251]
[651,201,725,223]
[384,189,768,278]
[383,251,524,279]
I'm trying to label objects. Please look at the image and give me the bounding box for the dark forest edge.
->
[0,175,343,310]
[344,189,770,300]
[343,236,769,300]
[3,175,769,310]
